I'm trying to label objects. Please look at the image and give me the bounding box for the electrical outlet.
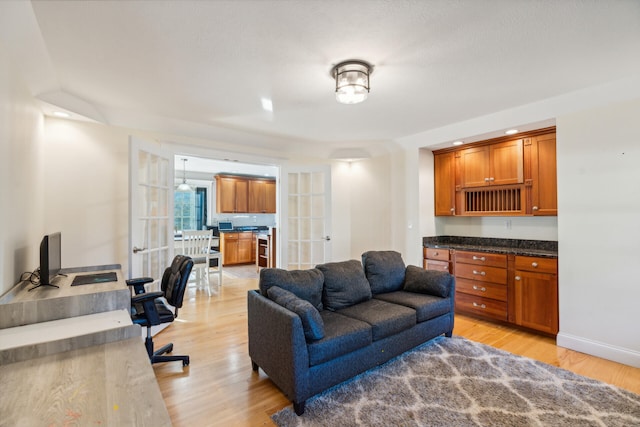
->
[505,219,512,229]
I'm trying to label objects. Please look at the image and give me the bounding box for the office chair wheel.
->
[183,359,189,366]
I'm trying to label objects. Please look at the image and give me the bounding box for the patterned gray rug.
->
[272,336,640,426]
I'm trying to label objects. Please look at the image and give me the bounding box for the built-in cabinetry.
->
[256,229,276,271]
[423,247,452,273]
[511,256,558,334]
[454,251,508,321]
[220,231,254,265]
[215,175,276,214]
[433,127,556,216]
[422,247,559,335]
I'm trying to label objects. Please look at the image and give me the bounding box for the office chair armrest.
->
[131,291,164,305]
[126,277,154,286]
[127,277,154,295]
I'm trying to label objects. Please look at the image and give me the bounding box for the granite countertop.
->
[423,236,558,258]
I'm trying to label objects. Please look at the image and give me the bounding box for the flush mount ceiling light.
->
[176,158,193,192]
[505,129,519,135]
[331,60,372,105]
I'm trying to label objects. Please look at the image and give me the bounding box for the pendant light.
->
[176,158,193,192]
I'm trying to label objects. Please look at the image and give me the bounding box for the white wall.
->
[556,98,640,367]
[42,119,130,274]
[0,43,45,295]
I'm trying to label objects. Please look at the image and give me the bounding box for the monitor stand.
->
[28,273,66,291]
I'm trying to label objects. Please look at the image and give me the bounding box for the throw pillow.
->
[403,265,453,298]
[259,268,324,310]
[361,250,406,294]
[267,285,325,341]
[316,260,372,311]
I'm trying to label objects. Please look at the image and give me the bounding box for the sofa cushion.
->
[361,250,406,294]
[267,286,325,342]
[316,260,372,311]
[403,265,453,298]
[307,311,372,366]
[374,291,451,323]
[259,268,324,310]
[336,299,416,341]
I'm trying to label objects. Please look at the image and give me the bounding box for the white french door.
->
[281,166,332,270]
[128,136,173,289]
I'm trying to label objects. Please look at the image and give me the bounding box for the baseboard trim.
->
[557,332,640,368]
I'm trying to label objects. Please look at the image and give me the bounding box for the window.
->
[174,187,207,232]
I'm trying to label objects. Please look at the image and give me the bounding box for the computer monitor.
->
[31,232,62,291]
[218,221,233,231]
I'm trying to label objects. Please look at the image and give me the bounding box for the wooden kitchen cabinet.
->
[216,176,248,213]
[460,139,523,188]
[528,132,557,216]
[432,127,556,217]
[248,179,276,213]
[512,256,558,334]
[423,247,452,273]
[221,231,254,265]
[454,250,508,321]
[434,152,456,216]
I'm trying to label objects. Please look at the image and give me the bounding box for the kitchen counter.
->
[423,236,557,258]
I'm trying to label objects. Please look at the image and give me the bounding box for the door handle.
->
[132,246,147,254]
[324,236,331,241]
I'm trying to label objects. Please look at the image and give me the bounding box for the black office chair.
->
[127,255,193,366]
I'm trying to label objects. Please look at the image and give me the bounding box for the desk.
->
[0,264,130,329]
[0,337,171,426]
[0,265,172,426]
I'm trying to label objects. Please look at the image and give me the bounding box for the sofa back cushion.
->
[259,268,324,311]
[403,265,453,298]
[361,250,406,294]
[316,260,372,311]
[267,286,325,341]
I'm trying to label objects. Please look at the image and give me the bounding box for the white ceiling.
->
[5,1,640,154]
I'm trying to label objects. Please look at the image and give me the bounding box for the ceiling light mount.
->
[332,60,372,105]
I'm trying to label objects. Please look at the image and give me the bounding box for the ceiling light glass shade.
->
[176,182,193,192]
[332,61,372,105]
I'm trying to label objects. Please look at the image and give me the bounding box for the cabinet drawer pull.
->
[443,266,448,271]
[515,276,521,281]
[472,256,486,261]
[472,285,486,292]
[531,262,538,268]
[472,270,486,276]
[532,206,539,211]
[472,302,486,309]
[433,251,439,256]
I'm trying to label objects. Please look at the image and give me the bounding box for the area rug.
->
[271,336,640,426]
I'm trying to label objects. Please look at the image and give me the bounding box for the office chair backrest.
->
[161,255,193,312]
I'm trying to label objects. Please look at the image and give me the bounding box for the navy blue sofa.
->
[247,251,455,415]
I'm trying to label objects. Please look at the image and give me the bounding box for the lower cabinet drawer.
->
[456,278,507,301]
[425,259,450,272]
[456,292,507,321]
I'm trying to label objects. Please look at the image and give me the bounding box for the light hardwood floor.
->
[153,276,640,426]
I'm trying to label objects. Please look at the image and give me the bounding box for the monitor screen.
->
[40,232,61,286]
[218,221,233,231]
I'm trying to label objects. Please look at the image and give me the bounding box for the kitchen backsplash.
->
[209,213,276,229]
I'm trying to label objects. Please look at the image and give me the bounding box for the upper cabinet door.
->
[490,139,524,186]
[530,133,557,215]
[434,151,456,216]
[460,146,490,188]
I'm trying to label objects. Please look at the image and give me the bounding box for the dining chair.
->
[181,230,214,295]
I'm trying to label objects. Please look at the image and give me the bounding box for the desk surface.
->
[0,265,130,329]
[0,337,172,427]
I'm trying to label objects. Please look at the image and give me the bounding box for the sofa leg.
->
[293,401,306,416]
[445,331,453,338]
[251,360,259,372]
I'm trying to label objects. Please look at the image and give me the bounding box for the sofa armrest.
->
[247,290,310,402]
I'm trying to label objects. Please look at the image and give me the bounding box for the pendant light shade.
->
[332,60,372,105]
[176,158,193,192]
